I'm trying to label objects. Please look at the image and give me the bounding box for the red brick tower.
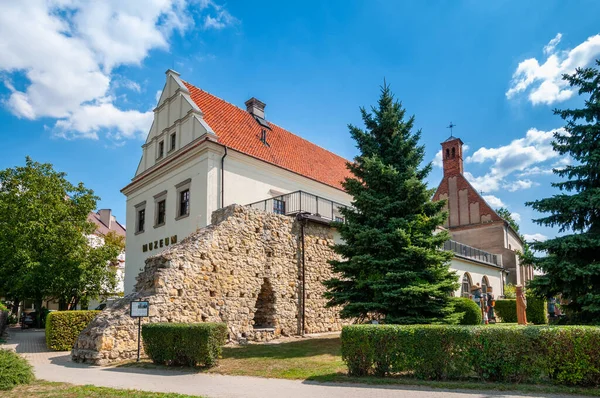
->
[442,136,464,177]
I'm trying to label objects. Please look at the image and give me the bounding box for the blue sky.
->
[1,0,599,242]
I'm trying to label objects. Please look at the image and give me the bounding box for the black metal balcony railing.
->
[246,190,348,222]
[444,240,501,267]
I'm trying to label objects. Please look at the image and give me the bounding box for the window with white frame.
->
[175,178,191,220]
[157,140,165,159]
[154,190,167,227]
[135,201,146,234]
[170,133,176,152]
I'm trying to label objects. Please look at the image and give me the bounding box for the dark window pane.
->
[158,141,164,158]
[157,200,166,224]
[171,134,176,151]
[273,199,285,215]
[179,189,189,216]
[138,209,145,232]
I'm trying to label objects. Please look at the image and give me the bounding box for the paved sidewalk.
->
[2,328,582,398]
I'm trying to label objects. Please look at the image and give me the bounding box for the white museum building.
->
[122,70,506,298]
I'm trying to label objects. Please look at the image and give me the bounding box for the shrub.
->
[450,297,482,325]
[45,310,100,351]
[0,349,34,390]
[495,299,517,323]
[527,293,547,325]
[0,303,7,312]
[341,324,600,386]
[504,284,517,299]
[142,323,227,367]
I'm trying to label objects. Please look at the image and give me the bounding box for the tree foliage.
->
[0,158,120,314]
[324,84,457,324]
[526,60,600,323]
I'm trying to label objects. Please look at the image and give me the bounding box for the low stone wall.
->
[72,204,345,365]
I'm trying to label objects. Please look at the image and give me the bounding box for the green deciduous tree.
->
[323,84,458,324]
[0,158,120,322]
[526,60,600,323]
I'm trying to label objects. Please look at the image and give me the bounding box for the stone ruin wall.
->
[72,204,345,365]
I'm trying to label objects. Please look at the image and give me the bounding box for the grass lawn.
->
[120,334,600,397]
[0,380,203,398]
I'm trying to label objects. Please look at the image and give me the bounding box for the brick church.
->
[433,136,534,286]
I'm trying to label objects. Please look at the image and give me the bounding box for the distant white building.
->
[121,70,506,298]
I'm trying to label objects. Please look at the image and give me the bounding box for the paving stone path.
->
[2,327,583,398]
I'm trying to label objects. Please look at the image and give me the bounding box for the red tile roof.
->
[184,82,351,190]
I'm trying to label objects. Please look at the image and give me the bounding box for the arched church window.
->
[451,147,456,158]
[482,276,490,294]
[446,148,450,159]
[461,273,472,298]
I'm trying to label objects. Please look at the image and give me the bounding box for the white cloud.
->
[506,33,600,105]
[517,166,554,177]
[0,0,235,142]
[482,195,505,208]
[464,171,502,193]
[464,127,562,193]
[511,212,521,222]
[503,179,538,192]
[523,233,548,242]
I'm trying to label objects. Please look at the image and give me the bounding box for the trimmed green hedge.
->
[45,310,100,351]
[451,297,482,325]
[527,295,548,325]
[495,299,517,323]
[341,325,600,386]
[0,349,34,390]
[142,323,227,367]
[495,297,547,324]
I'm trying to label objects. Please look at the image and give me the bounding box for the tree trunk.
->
[34,298,43,328]
[10,299,20,315]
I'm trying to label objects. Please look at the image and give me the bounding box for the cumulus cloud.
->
[0,0,236,141]
[504,179,538,192]
[482,195,505,208]
[511,212,521,222]
[523,233,548,242]
[506,33,600,105]
[463,128,562,193]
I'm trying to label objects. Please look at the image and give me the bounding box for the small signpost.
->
[130,301,149,362]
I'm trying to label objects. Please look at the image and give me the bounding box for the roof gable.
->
[183,82,351,190]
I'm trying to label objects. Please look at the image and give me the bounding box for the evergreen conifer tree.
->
[324,84,457,324]
[526,61,600,323]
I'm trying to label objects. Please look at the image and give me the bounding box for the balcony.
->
[246,190,349,223]
[444,240,502,267]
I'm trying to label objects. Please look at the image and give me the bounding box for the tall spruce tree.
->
[526,60,600,323]
[324,84,457,324]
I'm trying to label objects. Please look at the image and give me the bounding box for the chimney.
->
[441,136,464,177]
[98,209,112,230]
[245,97,266,119]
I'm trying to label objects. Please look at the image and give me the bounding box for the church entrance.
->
[253,278,276,329]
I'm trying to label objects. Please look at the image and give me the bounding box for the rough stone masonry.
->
[72,205,345,365]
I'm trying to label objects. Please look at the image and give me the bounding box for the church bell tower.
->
[441,136,464,177]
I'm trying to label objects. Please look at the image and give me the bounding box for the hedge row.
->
[495,300,517,323]
[45,310,100,351]
[341,325,600,386]
[142,323,227,367]
[495,298,547,324]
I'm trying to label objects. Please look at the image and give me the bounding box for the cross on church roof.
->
[446,122,457,137]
